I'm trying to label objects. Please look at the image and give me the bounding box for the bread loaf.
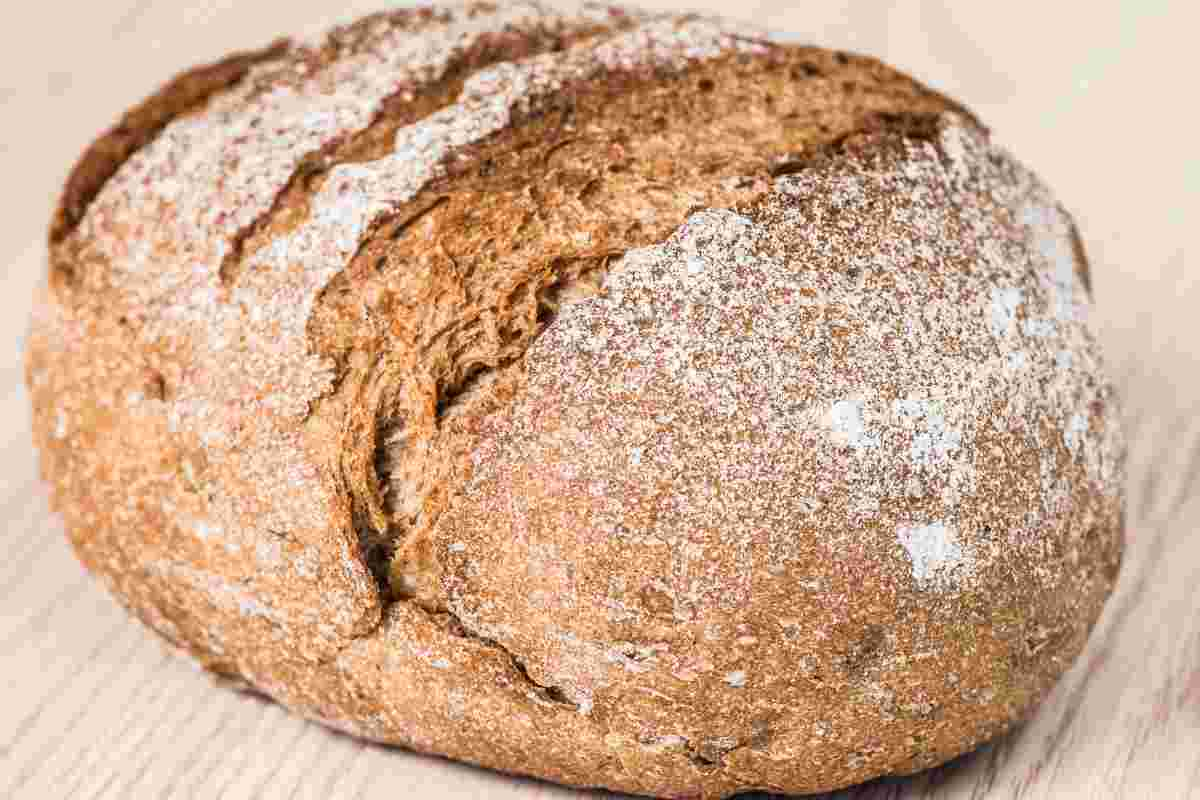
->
[27,2,1124,796]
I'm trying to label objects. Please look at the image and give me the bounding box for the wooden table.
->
[3,2,1197,797]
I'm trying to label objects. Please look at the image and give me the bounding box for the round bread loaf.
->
[28,2,1125,797]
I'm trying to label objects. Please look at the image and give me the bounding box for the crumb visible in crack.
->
[435,361,503,423]
[535,256,612,327]
[361,538,396,599]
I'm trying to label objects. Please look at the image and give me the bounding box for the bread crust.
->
[28,3,1123,797]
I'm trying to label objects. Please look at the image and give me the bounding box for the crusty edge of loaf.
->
[49,38,292,245]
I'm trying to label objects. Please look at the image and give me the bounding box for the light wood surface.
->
[2,2,1198,798]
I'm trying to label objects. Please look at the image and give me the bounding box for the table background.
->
[2,1,1197,798]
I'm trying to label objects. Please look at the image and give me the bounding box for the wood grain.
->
[2,1,1197,798]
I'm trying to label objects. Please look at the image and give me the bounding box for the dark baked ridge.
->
[293,42,973,602]
[49,40,289,246]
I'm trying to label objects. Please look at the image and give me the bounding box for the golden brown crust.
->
[27,4,1123,797]
[415,119,1124,794]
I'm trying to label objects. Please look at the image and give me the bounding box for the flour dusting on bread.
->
[28,4,1124,796]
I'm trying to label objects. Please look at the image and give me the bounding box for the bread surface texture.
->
[27,2,1124,797]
